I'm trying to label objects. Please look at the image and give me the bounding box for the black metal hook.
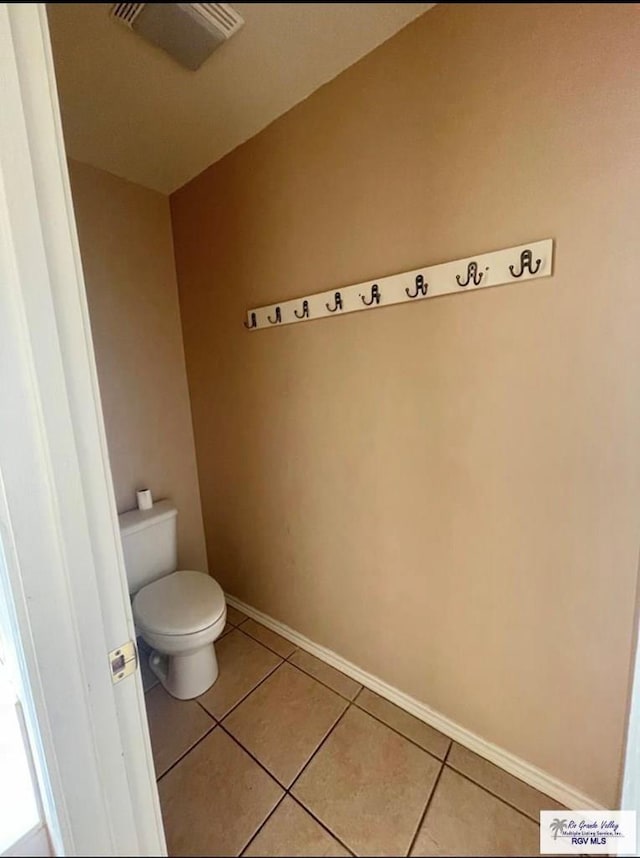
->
[268,306,282,324]
[360,284,381,306]
[326,292,343,313]
[406,274,428,299]
[456,261,484,288]
[509,249,542,278]
[244,312,257,329]
[294,300,309,319]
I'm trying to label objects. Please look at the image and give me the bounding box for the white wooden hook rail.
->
[243,239,554,331]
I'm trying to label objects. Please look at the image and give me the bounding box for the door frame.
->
[0,4,165,854]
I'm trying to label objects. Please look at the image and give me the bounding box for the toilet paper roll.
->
[136,489,153,511]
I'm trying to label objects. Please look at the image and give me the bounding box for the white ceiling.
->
[47,3,433,194]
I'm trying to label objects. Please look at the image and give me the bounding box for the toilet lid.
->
[133,570,225,636]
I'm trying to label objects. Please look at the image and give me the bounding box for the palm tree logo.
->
[550,819,568,840]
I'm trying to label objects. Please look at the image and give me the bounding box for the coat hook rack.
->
[360,284,381,306]
[406,274,428,299]
[326,292,343,312]
[509,248,542,278]
[294,300,309,319]
[456,261,485,288]
[243,239,553,331]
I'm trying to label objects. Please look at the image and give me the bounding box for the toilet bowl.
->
[133,569,226,700]
[118,499,227,701]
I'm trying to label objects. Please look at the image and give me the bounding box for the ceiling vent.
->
[111,3,244,70]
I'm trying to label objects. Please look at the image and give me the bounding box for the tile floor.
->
[141,609,564,857]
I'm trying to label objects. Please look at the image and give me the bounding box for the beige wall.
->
[170,3,640,805]
[69,160,207,571]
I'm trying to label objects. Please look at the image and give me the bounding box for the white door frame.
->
[0,4,165,854]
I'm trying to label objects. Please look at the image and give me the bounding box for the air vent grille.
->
[110,3,244,69]
[191,4,244,37]
[111,2,144,27]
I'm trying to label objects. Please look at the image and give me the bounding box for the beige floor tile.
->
[244,797,350,857]
[145,685,214,778]
[220,621,233,639]
[225,662,348,786]
[159,728,283,857]
[199,629,282,719]
[241,619,297,658]
[447,743,565,820]
[356,688,450,760]
[226,605,249,626]
[411,767,540,857]
[289,650,362,700]
[293,706,440,857]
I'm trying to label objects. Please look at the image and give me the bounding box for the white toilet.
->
[118,500,226,700]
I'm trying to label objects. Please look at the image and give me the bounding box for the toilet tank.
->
[118,500,178,594]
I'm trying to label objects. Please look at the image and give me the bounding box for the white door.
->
[0,4,165,855]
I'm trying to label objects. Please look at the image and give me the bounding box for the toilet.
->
[118,500,226,700]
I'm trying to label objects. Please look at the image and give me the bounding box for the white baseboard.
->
[226,593,602,811]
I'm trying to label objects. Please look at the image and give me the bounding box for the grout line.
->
[225,610,249,628]
[195,697,216,719]
[155,722,218,783]
[152,687,355,852]
[443,763,543,826]
[237,623,298,661]
[238,791,288,857]
[224,625,551,826]
[282,703,351,784]
[405,757,446,857]
[288,701,354,794]
[287,793,357,857]
[226,696,357,856]
[226,596,597,812]
[151,617,544,853]
[194,625,285,720]
[283,654,362,704]
[443,740,452,764]
[284,658,359,704]
[351,698,450,763]
[195,655,360,852]
[153,677,538,854]
[215,660,284,724]
[234,758,355,857]
[219,723,291,790]
[285,644,453,763]
[220,686,348,792]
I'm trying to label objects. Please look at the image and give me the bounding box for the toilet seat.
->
[133,569,225,636]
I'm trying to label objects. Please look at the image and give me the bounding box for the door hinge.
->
[109,640,138,684]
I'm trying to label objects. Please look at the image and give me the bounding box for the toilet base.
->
[149,642,219,700]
